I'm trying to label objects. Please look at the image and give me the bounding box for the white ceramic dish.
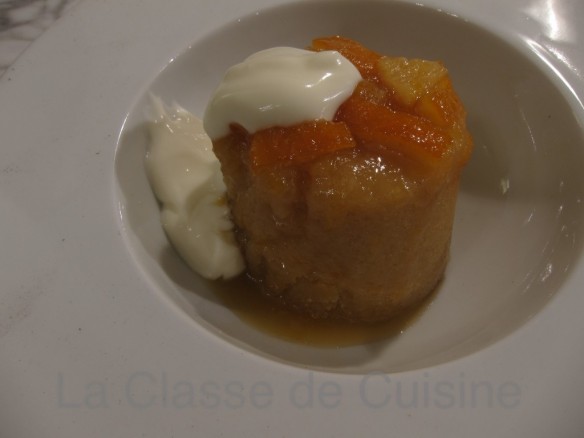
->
[1,0,584,436]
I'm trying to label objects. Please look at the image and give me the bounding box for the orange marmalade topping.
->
[243,36,470,173]
[250,120,356,170]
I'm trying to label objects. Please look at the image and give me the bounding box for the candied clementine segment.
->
[310,36,382,83]
[414,77,466,127]
[377,56,448,108]
[250,120,356,170]
[335,83,451,166]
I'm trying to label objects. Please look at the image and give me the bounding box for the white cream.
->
[147,47,362,280]
[145,97,245,280]
[203,47,362,139]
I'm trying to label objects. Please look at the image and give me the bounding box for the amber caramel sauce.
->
[207,274,435,347]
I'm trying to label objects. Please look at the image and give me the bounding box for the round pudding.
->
[206,36,473,322]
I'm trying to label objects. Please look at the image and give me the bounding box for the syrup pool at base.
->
[209,274,436,347]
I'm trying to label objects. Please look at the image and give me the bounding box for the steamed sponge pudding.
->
[210,36,472,322]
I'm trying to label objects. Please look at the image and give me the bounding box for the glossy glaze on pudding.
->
[210,36,473,322]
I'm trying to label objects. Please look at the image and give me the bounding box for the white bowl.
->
[116,0,584,373]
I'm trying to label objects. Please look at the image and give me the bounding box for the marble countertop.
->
[0,0,79,77]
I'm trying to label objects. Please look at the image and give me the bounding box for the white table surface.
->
[0,0,79,77]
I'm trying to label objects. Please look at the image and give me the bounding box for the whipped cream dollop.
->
[145,97,245,280]
[203,47,362,139]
